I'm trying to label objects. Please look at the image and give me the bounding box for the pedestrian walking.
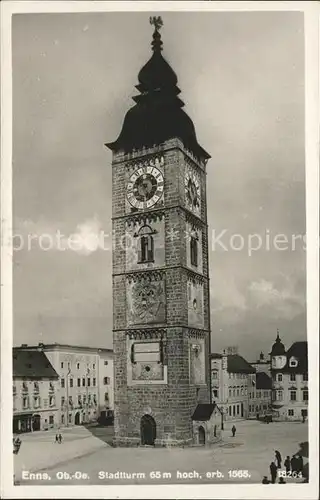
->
[275,450,282,469]
[58,433,62,444]
[269,461,277,484]
[262,476,270,484]
[284,455,291,474]
[13,437,21,455]
[231,425,236,437]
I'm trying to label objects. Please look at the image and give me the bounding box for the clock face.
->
[185,174,200,211]
[127,166,164,210]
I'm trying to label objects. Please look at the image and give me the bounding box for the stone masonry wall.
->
[112,140,210,446]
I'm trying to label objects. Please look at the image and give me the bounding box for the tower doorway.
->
[32,414,41,431]
[198,426,205,445]
[241,403,244,418]
[140,414,156,445]
[75,411,81,425]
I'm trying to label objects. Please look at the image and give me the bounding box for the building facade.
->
[191,403,222,446]
[108,20,211,446]
[248,371,272,419]
[98,349,114,419]
[210,349,255,422]
[13,349,59,433]
[250,351,271,376]
[270,333,308,422]
[15,343,113,427]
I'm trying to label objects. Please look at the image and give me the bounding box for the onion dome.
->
[106,18,210,161]
[270,330,286,356]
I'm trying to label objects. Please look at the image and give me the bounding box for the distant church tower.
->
[106,18,211,446]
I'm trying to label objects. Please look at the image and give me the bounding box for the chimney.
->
[259,351,264,361]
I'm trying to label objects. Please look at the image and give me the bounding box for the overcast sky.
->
[12,11,306,360]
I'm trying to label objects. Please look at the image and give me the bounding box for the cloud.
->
[211,279,247,313]
[248,278,305,319]
[13,215,106,256]
[65,215,102,256]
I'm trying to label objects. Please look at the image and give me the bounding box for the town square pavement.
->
[15,420,308,485]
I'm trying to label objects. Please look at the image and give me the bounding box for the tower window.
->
[190,235,198,267]
[137,225,155,263]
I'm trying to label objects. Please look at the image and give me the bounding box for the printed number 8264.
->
[278,470,303,479]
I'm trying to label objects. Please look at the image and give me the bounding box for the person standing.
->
[231,425,236,437]
[284,455,291,474]
[269,462,278,484]
[275,450,282,469]
[58,433,62,444]
[291,455,297,474]
[55,433,59,443]
[296,454,304,475]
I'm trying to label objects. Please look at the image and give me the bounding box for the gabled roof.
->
[15,343,113,354]
[13,349,59,379]
[227,354,255,374]
[256,371,272,390]
[284,341,308,373]
[191,403,221,421]
[270,341,308,373]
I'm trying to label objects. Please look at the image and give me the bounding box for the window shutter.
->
[141,236,147,262]
[148,236,154,261]
[130,344,136,364]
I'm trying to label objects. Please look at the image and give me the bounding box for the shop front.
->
[13,413,33,434]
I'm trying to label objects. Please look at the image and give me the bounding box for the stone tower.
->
[106,18,211,447]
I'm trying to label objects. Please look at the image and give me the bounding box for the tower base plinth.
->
[113,436,194,448]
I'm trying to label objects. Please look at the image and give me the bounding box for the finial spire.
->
[276,328,280,341]
[149,16,163,52]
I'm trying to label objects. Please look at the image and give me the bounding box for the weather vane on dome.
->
[149,16,163,31]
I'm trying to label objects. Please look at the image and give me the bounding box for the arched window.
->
[136,225,156,263]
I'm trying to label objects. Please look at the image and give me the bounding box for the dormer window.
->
[289,357,298,367]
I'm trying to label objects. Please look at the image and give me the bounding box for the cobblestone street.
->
[16,420,308,485]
